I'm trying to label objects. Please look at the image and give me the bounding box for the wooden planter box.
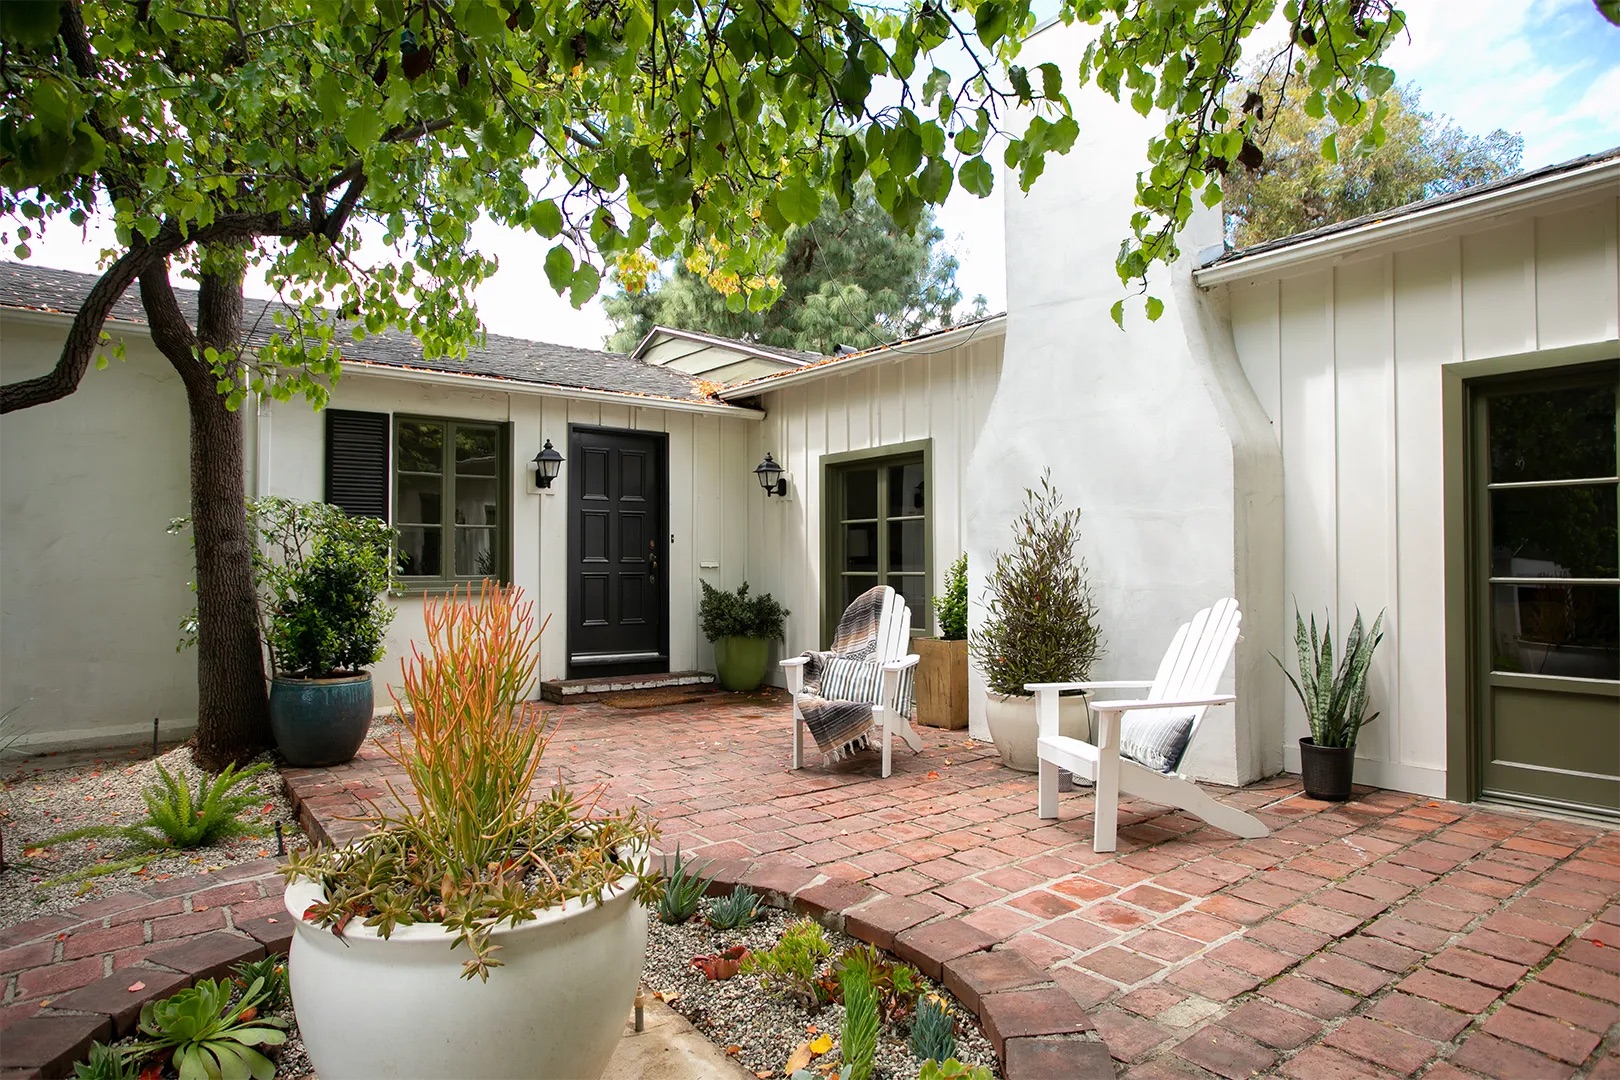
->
[914,637,969,730]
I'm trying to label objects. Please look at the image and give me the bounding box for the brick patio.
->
[4,693,1617,1079]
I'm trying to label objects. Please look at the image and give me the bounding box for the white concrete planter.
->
[284,870,648,1080]
[984,691,1090,772]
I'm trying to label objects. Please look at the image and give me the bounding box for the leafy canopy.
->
[1,0,1414,386]
[604,186,983,355]
[1223,76,1522,247]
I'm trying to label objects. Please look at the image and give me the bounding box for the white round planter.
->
[984,691,1091,772]
[285,870,648,1080]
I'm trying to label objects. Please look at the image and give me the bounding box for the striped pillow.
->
[1119,709,1196,774]
[819,657,885,704]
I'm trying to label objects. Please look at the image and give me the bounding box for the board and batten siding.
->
[743,332,1004,679]
[1221,190,1620,797]
[268,372,757,699]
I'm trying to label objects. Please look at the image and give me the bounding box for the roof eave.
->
[635,325,814,366]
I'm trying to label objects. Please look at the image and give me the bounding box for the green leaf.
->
[1110,299,1125,328]
[543,245,574,295]
[775,176,821,226]
[958,156,993,197]
[527,200,563,238]
[1321,132,1338,164]
[344,109,383,152]
[1145,296,1164,321]
[568,261,600,309]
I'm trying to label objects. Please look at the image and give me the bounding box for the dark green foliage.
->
[71,1043,139,1080]
[838,964,880,1080]
[134,977,287,1080]
[740,917,832,1010]
[918,1061,993,1080]
[657,845,715,925]
[829,944,921,1020]
[604,186,983,356]
[707,885,763,930]
[910,995,957,1064]
[232,956,290,1012]
[41,760,273,863]
[1276,606,1386,749]
[699,581,789,642]
[932,554,968,641]
[970,471,1103,696]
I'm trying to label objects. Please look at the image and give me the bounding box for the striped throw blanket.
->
[797,586,914,764]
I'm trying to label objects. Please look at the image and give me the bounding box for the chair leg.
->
[1093,712,1122,853]
[1038,755,1059,819]
[881,718,893,778]
[900,721,923,753]
[792,710,804,770]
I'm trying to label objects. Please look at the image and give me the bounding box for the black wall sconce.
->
[533,439,564,489]
[755,452,787,497]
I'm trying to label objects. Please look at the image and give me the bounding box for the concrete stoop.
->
[539,670,716,704]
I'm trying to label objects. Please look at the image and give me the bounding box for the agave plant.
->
[1275,605,1386,749]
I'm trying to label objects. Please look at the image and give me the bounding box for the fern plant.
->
[838,965,880,1080]
[657,845,715,925]
[134,977,287,1080]
[707,885,762,930]
[910,995,957,1064]
[1275,605,1386,749]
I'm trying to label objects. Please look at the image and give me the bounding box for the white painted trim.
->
[1281,744,1448,798]
[718,316,1008,399]
[630,325,814,366]
[1195,157,1620,286]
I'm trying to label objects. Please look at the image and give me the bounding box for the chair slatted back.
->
[1140,598,1242,753]
[875,589,911,664]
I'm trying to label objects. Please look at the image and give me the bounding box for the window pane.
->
[453,475,500,526]
[398,526,442,577]
[842,574,880,612]
[843,468,878,520]
[888,519,926,572]
[1491,583,1619,680]
[843,522,878,572]
[888,461,925,517]
[397,420,444,473]
[1490,484,1618,579]
[888,574,927,630]
[456,528,498,577]
[1490,385,1616,484]
[455,426,499,476]
[397,475,442,524]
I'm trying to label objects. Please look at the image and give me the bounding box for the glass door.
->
[826,452,929,643]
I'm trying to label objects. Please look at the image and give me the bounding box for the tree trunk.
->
[141,260,271,768]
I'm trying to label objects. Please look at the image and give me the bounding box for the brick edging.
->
[660,851,1115,1080]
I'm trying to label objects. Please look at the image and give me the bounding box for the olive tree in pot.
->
[283,582,658,1080]
[970,473,1103,772]
[253,498,396,767]
[1276,605,1386,801]
[916,554,970,729]
[700,581,789,691]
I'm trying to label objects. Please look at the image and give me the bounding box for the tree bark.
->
[140,262,271,768]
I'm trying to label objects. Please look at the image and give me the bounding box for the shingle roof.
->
[0,261,728,405]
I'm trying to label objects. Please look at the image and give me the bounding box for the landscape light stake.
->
[275,821,285,856]
[151,718,159,757]
[634,987,645,1032]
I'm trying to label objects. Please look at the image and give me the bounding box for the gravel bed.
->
[643,901,1000,1079]
[0,743,303,926]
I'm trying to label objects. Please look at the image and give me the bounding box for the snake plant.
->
[1276,605,1386,749]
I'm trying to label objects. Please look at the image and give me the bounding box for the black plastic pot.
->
[1299,737,1356,801]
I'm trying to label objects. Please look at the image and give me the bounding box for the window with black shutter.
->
[325,410,389,518]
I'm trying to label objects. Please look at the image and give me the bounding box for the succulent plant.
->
[910,994,957,1064]
[839,965,880,1080]
[707,885,763,930]
[656,845,715,925]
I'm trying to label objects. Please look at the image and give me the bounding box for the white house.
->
[1,24,1615,818]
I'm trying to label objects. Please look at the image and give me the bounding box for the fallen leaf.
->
[807,1033,833,1055]
[784,1042,814,1074]
[755,1072,775,1079]
[725,1046,742,1056]
[266,917,278,924]
[195,905,209,912]
[652,990,680,1003]
[23,847,43,857]
[127,981,146,992]
[925,770,941,781]
[805,1025,818,1035]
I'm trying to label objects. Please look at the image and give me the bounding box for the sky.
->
[12,0,1620,352]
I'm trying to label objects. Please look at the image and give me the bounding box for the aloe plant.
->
[1276,605,1386,749]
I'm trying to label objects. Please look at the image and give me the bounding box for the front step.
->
[539,670,716,704]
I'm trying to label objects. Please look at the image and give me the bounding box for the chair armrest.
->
[1089,695,1236,713]
[780,656,809,695]
[1069,680,1157,690]
[883,654,921,672]
[780,657,810,669]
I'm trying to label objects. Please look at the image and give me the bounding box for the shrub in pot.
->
[970,472,1103,772]
[252,497,396,767]
[700,581,789,691]
[282,582,658,1080]
[916,554,970,730]
[1276,605,1386,800]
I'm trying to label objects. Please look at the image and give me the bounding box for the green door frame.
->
[819,439,934,648]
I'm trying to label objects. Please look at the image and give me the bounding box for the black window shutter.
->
[325,410,389,519]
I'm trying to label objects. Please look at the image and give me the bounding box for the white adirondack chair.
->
[1031,598,1270,853]
[783,586,923,778]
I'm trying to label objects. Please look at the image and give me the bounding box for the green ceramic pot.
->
[269,673,374,767]
[713,636,770,692]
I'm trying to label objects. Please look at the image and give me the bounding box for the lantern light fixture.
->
[754,452,787,498]
[533,439,564,489]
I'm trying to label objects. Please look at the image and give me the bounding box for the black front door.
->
[567,427,668,677]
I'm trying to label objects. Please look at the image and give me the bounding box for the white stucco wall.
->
[1,316,202,750]
[1217,186,1620,797]
[968,18,1285,782]
[743,332,1004,680]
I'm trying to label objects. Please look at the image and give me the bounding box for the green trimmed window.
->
[824,444,931,642]
[393,416,509,586]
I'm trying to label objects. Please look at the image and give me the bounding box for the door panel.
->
[1471,364,1620,817]
[568,428,668,675]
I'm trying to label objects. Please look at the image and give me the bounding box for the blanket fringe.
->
[820,732,871,766]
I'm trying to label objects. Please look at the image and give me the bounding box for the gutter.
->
[718,315,1007,400]
[1195,156,1620,287]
